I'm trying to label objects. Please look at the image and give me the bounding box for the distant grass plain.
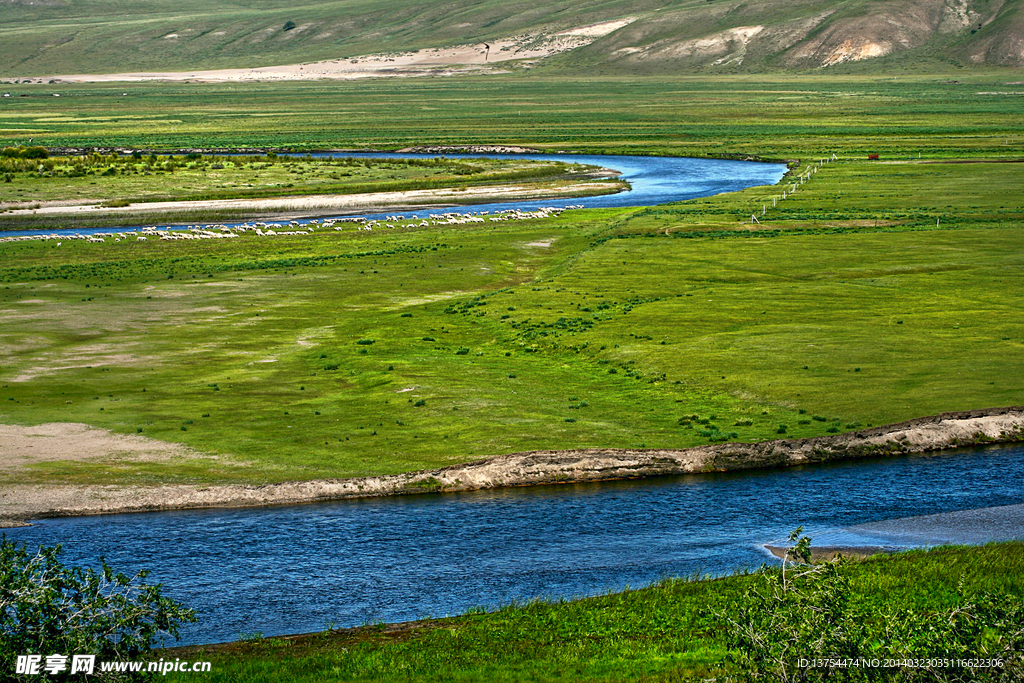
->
[2,75,1022,157]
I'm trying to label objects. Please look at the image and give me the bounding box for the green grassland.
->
[1,75,1022,157]
[0,152,592,208]
[1,149,1022,486]
[0,74,1020,492]
[169,541,1024,682]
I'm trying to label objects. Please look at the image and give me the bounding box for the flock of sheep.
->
[0,205,586,246]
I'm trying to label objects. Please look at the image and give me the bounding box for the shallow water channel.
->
[4,152,787,237]
[9,444,1024,645]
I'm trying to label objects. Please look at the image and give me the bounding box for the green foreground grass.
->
[1,152,1022,486]
[168,541,1024,682]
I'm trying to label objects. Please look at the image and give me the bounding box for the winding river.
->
[3,152,787,237]
[8,444,1024,646]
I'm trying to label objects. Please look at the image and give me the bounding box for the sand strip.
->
[847,503,1024,545]
[1,181,623,218]
[764,545,898,562]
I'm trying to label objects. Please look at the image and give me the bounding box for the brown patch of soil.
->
[0,422,191,471]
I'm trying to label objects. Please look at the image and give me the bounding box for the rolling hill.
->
[0,0,1021,77]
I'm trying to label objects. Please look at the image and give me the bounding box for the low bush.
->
[1,539,195,680]
[724,529,1024,682]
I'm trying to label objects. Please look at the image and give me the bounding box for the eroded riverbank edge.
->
[3,406,1022,527]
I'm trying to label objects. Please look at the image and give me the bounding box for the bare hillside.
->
[0,0,1021,78]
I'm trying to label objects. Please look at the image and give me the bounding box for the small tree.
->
[723,529,1024,682]
[724,528,865,682]
[1,538,196,680]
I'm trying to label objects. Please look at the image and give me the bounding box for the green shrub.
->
[707,430,738,442]
[1,539,195,677]
[724,529,1024,682]
[1,145,47,159]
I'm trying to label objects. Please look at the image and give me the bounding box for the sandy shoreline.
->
[764,545,898,562]
[764,502,1024,561]
[2,406,1021,527]
[0,180,623,219]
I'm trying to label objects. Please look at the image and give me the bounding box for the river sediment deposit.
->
[2,406,1021,527]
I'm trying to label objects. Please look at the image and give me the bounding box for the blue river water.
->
[2,152,787,237]
[7,444,1023,646]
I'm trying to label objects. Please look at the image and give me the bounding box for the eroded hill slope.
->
[0,0,1021,77]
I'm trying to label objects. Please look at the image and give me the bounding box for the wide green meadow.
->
[1,143,1022,486]
[2,75,1022,157]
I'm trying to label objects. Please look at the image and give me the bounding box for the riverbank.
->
[764,545,897,562]
[2,406,1020,527]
